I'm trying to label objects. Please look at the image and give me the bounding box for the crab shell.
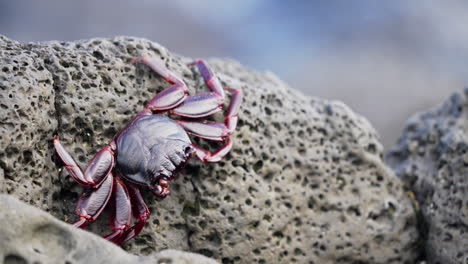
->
[115,115,194,196]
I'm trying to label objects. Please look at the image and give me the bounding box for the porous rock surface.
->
[386,89,468,264]
[0,35,419,263]
[0,194,219,264]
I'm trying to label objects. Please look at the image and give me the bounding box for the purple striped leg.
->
[72,174,114,228]
[54,136,116,227]
[53,136,114,187]
[170,59,227,118]
[174,60,243,162]
[119,183,150,243]
[132,57,188,110]
[103,177,132,243]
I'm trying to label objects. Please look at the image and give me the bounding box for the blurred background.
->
[1,0,467,148]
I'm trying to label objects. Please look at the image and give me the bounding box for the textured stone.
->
[387,89,468,264]
[0,35,419,263]
[0,35,57,211]
[0,194,219,264]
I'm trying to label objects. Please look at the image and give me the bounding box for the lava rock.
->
[387,89,468,264]
[0,35,57,210]
[0,35,419,263]
[0,194,219,264]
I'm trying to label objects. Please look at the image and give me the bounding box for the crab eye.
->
[184,146,194,156]
[150,176,171,198]
[152,185,162,194]
[159,176,169,187]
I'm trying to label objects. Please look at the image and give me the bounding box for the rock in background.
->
[0,35,419,263]
[387,89,468,264]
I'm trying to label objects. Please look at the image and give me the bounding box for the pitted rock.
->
[0,35,419,263]
[387,89,468,264]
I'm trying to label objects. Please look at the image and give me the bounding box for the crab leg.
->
[103,178,132,244]
[73,173,114,228]
[176,87,242,138]
[224,87,242,133]
[192,140,233,163]
[84,146,114,186]
[177,86,242,163]
[177,120,229,141]
[132,57,188,110]
[188,59,225,98]
[171,92,224,118]
[119,184,150,244]
[170,59,227,118]
[53,136,88,186]
[54,136,115,187]
[173,61,242,162]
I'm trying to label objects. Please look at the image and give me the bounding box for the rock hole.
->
[263,214,271,222]
[294,248,304,256]
[60,61,70,68]
[23,150,33,163]
[205,231,222,246]
[253,160,263,172]
[347,206,361,217]
[181,200,200,216]
[92,51,104,60]
[307,196,316,209]
[80,82,90,89]
[157,258,172,264]
[197,248,214,258]
[222,258,235,264]
[273,230,284,238]
[4,254,27,264]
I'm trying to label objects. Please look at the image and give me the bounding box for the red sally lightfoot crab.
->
[53,57,242,244]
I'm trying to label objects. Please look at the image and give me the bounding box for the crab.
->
[53,57,242,244]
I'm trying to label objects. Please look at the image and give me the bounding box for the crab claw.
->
[150,177,170,198]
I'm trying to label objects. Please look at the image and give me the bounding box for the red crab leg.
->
[188,59,225,98]
[132,56,188,110]
[84,146,114,186]
[176,120,229,141]
[224,87,242,134]
[177,86,242,162]
[103,178,132,244]
[192,140,233,163]
[171,92,224,118]
[73,173,114,228]
[170,59,226,118]
[176,87,242,140]
[119,183,150,244]
[54,136,115,187]
[53,136,88,186]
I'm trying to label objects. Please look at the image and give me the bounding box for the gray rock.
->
[0,35,419,263]
[0,194,219,264]
[387,89,468,264]
[0,35,58,211]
